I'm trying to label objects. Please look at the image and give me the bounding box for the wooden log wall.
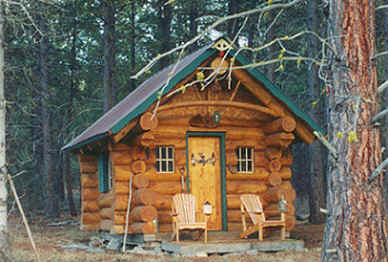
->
[102,113,298,235]
[224,116,297,233]
[79,154,101,231]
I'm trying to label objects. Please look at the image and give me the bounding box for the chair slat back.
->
[173,193,196,224]
[240,194,266,224]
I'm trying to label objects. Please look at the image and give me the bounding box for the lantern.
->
[203,201,212,215]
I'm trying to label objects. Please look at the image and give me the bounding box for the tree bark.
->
[306,0,326,224]
[39,4,58,218]
[0,2,11,260]
[157,0,172,68]
[322,1,388,261]
[103,0,116,112]
[383,0,388,211]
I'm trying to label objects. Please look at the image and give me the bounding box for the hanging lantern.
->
[213,111,221,124]
[203,201,212,215]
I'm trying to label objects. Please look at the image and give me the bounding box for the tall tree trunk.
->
[322,1,387,261]
[39,4,58,218]
[227,0,239,39]
[64,2,78,217]
[157,0,172,68]
[383,0,388,211]
[188,0,198,52]
[103,0,116,112]
[129,0,136,92]
[306,0,326,224]
[0,2,11,261]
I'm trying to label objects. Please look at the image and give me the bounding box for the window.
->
[98,152,112,192]
[155,146,174,173]
[236,147,254,173]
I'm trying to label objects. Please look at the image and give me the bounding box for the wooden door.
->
[188,136,222,230]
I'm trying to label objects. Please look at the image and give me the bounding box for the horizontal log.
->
[97,191,114,209]
[111,151,133,165]
[132,160,147,174]
[82,212,100,225]
[113,211,128,225]
[279,167,292,180]
[226,140,266,151]
[140,112,159,130]
[265,132,295,148]
[114,194,132,211]
[158,223,172,233]
[133,132,155,147]
[148,181,182,195]
[82,201,99,212]
[227,194,268,209]
[100,207,114,220]
[226,167,269,180]
[78,154,97,162]
[81,173,98,188]
[130,205,157,223]
[227,222,252,232]
[128,146,147,161]
[133,189,173,210]
[280,151,293,166]
[111,225,126,234]
[100,220,113,232]
[267,172,282,186]
[109,143,131,152]
[226,128,264,140]
[262,117,296,134]
[129,222,157,234]
[79,160,98,174]
[82,188,99,201]
[227,209,243,222]
[279,180,293,190]
[133,174,150,189]
[268,159,282,172]
[262,187,296,204]
[295,119,315,144]
[264,148,283,160]
[226,180,267,194]
[157,210,172,224]
[113,165,133,181]
[115,180,132,195]
[81,224,100,231]
[264,203,295,217]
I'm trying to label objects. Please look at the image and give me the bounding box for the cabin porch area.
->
[103,231,305,256]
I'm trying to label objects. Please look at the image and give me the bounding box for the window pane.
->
[168,161,173,172]
[237,161,241,172]
[161,161,166,171]
[247,161,252,172]
[161,148,166,158]
[156,161,160,172]
[241,163,246,172]
[168,147,173,158]
[155,148,160,158]
[247,148,252,159]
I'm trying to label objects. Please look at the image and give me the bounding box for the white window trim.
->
[156,146,175,173]
[237,147,254,174]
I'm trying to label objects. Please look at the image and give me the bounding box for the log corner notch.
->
[113,112,159,144]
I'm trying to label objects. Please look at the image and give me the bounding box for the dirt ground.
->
[8,216,324,262]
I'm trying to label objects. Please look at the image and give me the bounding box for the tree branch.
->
[378,80,388,95]
[368,158,388,183]
[372,108,388,123]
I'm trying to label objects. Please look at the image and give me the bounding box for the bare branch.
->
[378,80,388,95]
[313,131,338,160]
[372,108,388,123]
[131,0,303,80]
[368,158,388,183]
[376,5,388,11]
[372,51,388,60]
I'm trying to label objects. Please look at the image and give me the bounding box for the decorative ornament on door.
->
[191,153,216,166]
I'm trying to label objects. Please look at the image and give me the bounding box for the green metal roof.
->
[63,40,325,152]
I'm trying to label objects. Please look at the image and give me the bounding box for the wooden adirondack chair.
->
[171,193,208,243]
[240,194,286,240]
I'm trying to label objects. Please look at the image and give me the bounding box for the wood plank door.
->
[188,136,222,230]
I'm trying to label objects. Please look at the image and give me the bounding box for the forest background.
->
[3,0,387,228]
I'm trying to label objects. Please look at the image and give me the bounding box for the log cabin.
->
[63,38,325,236]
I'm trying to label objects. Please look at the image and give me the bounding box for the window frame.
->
[155,146,175,173]
[236,146,254,174]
